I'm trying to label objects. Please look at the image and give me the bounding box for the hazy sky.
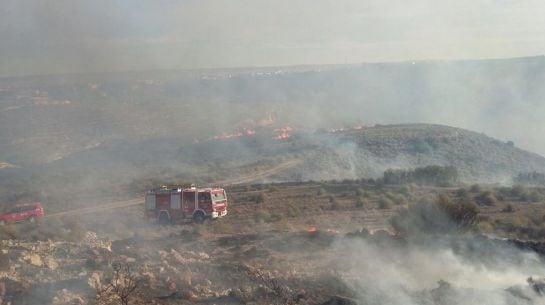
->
[2,0,545,76]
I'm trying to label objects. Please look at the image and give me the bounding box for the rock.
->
[45,257,59,270]
[25,254,43,267]
[170,249,189,264]
[52,288,85,305]
[88,272,103,290]
[141,271,157,289]
[197,252,210,260]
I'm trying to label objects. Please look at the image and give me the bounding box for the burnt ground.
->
[2,181,545,304]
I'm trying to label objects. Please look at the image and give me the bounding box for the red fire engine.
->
[145,185,228,223]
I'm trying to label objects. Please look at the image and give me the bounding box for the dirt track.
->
[45,160,301,218]
[214,159,301,185]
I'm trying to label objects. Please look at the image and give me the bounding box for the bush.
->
[456,188,469,198]
[254,209,271,223]
[390,194,479,234]
[268,185,279,192]
[511,185,526,197]
[378,197,394,209]
[85,258,99,270]
[475,190,498,206]
[95,263,140,305]
[470,184,482,193]
[329,197,340,210]
[64,220,87,242]
[255,192,266,204]
[286,205,300,217]
[355,188,365,197]
[478,221,495,233]
[355,198,369,209]
[528,190,544,203]
[317,188,326,196]
[399,186,412,196]
[0,224,19,240]
[394,195,409,206]
[514,172,545,186]
[409,138,434,154]
[383,165,458,186]
[502,204,515,213]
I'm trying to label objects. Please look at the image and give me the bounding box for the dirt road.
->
[45,159,301,218]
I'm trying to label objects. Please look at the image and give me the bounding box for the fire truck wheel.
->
[158,213,170,224]
[193,212,205,224]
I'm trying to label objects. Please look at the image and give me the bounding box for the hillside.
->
[84,123,545,184]
[2,56,545,206]
[1,122,544,212]
[2,56,545,166]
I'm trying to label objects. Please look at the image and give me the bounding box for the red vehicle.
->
[0,202,45,225]
[145,186,228,223]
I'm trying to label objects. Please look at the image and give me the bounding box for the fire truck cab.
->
[145,186,228,223]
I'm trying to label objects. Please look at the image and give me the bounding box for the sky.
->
[1,0,545,76]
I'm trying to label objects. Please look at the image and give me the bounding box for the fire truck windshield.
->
[212,192,226,202]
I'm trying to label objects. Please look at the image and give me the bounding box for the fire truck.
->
[145,185,228,223]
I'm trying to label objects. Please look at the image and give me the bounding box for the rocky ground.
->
[3,181,545,304]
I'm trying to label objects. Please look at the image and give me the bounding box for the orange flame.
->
[275,132,290,139]
[213,128,256,140]
[307,226,318,233]
[274,126,292,139]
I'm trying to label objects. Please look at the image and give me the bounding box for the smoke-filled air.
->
[1,1,545,305]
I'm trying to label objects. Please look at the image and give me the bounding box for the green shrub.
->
[385,191,397,201]
[254,209,271,223]
[64,220,87,242]
[85,258,98,270]
[478,221,494,233]
[286,205,300,217]
[475,190,498,206]
[456,188,469,198]
[317,188,326,196]
[355,198,369,209]
[470,184,482,193]
[391,194,479,234]
[501,204,515,213]
[378,197,394,209]
[400,186,412,196]
[528,191,544,203]
[355,188,365,197]
[255,192,266,204]
[0,224,20,240]
[268,213,283,222]
[394,195,409,206]
[329,197,340,210]
[511,185,526,197]
[383,165,458,186]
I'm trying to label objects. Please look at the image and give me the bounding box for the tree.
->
[95,263,140,305]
